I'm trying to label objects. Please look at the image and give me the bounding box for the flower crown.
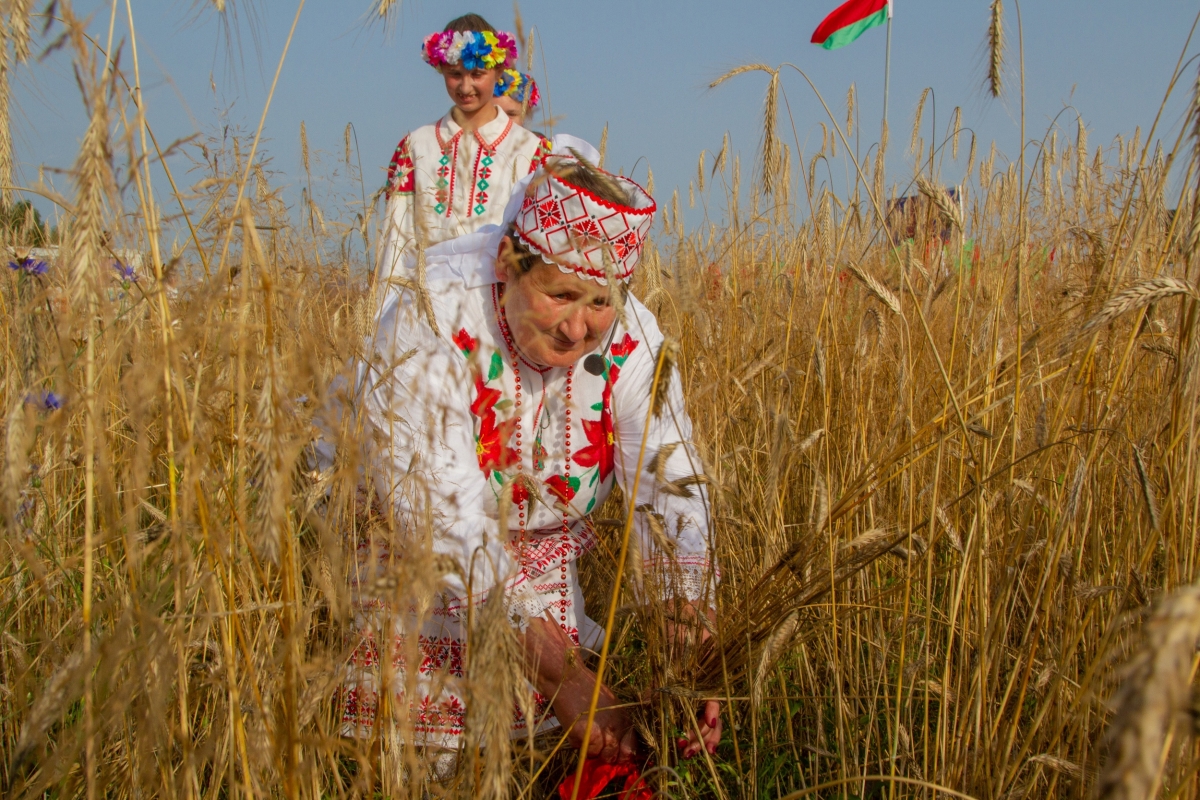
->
[422,29,517,71]
[494,69,540,109]
[513,155,656,285]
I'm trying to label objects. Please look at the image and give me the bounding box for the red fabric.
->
[811,0,888,44]
[557,760,653,800]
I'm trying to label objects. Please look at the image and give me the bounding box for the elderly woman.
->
[335,138,720,768]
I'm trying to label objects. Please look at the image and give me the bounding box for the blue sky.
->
[10,1,1200,236]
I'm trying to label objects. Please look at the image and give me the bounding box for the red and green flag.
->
[811,0,890,50]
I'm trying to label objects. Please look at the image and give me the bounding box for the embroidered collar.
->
[437,108,514,154]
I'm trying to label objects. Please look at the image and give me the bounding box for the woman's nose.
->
[559,308,587,343]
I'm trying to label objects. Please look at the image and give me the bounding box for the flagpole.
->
[882,0,893,141]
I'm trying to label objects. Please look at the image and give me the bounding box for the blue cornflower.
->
[26,391,62,411]
[8,257,48,275]
[113,261,137,283]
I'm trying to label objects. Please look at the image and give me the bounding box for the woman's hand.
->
[663,601,722,759]
[553,664,637,763]
[520,616,636,763]
[680,699,722,759]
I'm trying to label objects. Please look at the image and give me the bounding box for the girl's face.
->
[494,94,526,125]
[441,64,500,115]
[494,237,616,369]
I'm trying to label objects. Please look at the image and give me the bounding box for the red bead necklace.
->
[493,284,575,634]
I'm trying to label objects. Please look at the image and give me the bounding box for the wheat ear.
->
[1098,583,1200,799]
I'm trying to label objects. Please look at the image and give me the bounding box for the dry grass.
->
[3,6,1200,800]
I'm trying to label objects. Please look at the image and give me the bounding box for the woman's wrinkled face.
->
[494,94,526,125]
[441,64,500,114]
[495,237,616,369]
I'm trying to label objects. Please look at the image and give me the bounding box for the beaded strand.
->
[494,284,576,636]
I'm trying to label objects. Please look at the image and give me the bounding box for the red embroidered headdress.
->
[512,155,656,284]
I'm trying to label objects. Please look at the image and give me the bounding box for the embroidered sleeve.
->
[376,135,419,283]
[527,135,553,174]
[386,135,415,198]
[359,291,552,627]
[610,299,719,608]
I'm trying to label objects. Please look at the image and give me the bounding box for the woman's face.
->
[441,64,499,114]
[494,94,526,125]
[495,237,616,369]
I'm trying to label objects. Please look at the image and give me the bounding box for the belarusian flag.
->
[811,0,889,50]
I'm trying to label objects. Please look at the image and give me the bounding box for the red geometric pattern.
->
[339,526,596,738]
[529,135,553,174]
[386,135,415,198]
[511,524,598,578]
[514,155,656,283]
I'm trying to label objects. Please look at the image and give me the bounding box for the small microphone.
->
[583,353,605,375]
[583,319,620,376]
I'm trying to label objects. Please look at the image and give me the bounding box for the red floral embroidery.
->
[574,416,616,482]
[546,474,578,504]
[476,408,517,475]
[511,479,530,505]
[572,218,603,240]
[454,328,477,357]
[458,327,517,476]
[611,332,637,359]
[573,335,638,483]
[471,374,501,417]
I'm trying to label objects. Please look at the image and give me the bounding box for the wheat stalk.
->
[911,87,929,155]
[752,611,799,704]
[916,174,964,232]
[0,14,12,207]
[987,0,1004,98]
[709,63,775,90]
[372,0,399,17]
[950,106,961,160]
[1132,445,1161,533]
[1080,277,1197,334]
[760,68,782,196]
[848,263,903,316]
[846,84,856,138]
[1098,583,1200,799]
[1029,754,1083,780]
[1141,339,1178,361]
[652,338,680,418]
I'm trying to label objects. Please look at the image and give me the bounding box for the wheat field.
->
[2,4,1200,799]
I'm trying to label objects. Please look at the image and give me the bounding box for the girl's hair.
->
[444,14,495,33]
[505,161,633,276]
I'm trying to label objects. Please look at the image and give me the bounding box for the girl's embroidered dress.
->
[338,250,718,748]
[378,110,549,283]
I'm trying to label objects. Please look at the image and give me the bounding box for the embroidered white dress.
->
[378,108,549,284]
[338,240,718,746]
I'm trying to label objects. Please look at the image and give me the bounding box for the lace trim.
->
[641,555,719,604]
[505,576,550,630]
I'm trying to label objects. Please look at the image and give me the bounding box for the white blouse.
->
[377,108,548,284]
[356,256,718,624]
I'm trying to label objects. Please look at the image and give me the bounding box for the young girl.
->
[493,69,540,128]
[377,14,550,284]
